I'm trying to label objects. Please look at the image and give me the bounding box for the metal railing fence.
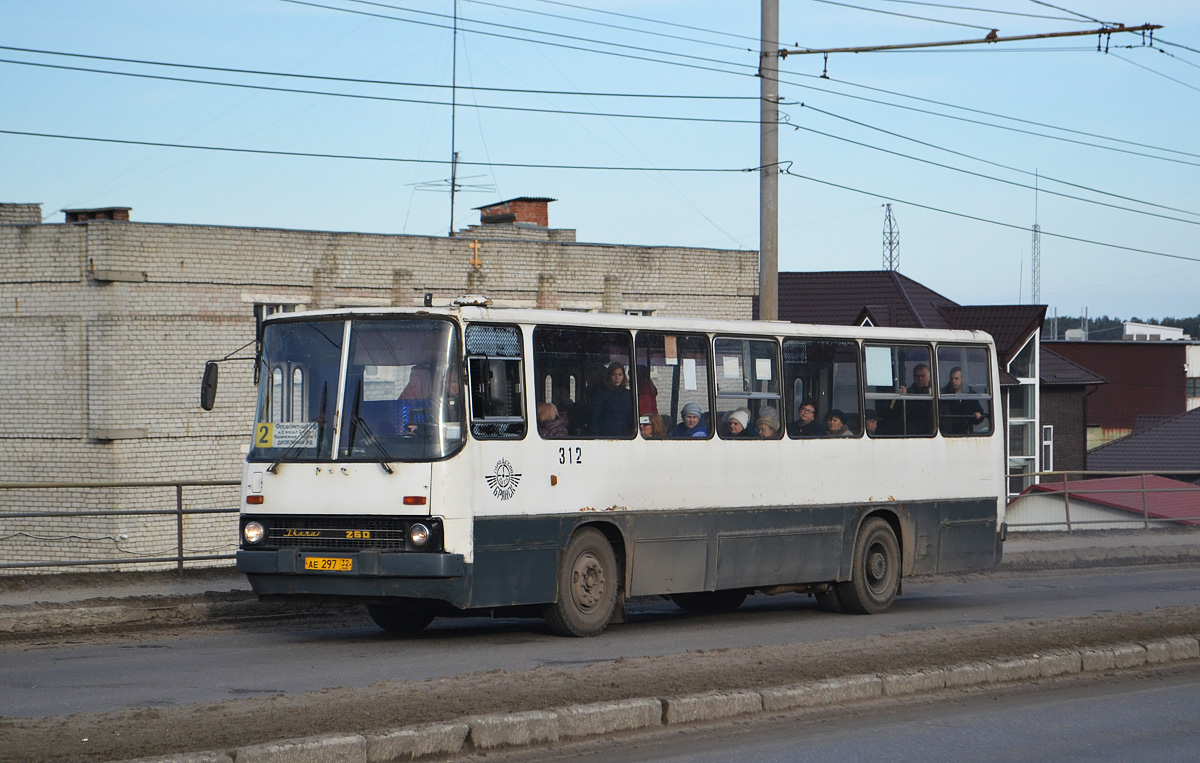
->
[0,479,240,572]
[1005,470,1200,533]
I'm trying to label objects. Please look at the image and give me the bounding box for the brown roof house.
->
[1086,406,1200,476]
[764,270,1067,495]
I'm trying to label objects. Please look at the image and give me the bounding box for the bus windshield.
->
[250,317,465,463]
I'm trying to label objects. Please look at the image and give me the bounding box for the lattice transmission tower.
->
[882,204,899,271]
[1031,223,1042,305]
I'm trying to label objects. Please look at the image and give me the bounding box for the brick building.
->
[0,200,757,571]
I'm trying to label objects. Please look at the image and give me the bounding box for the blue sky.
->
[5,1,1199,319]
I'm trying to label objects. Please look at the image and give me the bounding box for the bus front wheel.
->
[835,518,900,615]
[366,603,435,634]
[544,528,618,637]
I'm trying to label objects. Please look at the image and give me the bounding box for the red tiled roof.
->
[1087,407,1200,473]
[1023,475,1200,525]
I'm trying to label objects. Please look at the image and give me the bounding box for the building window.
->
[1006,335,1039,496]
[254,303,298,323]
[1188,378,1200,397]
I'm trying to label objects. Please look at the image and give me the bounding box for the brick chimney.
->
[475,197,554,228]
[64,207,131,223]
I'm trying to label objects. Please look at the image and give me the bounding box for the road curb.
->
[122,634,1200,763]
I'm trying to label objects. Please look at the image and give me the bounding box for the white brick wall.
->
[0,213,757,573]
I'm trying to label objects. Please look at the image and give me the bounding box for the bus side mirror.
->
[200,361,219,411]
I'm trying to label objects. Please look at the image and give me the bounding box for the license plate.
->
[304,556,353,572]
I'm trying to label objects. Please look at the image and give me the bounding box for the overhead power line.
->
[870,0,1086,23]
[792,102,1200,221]
[0,45,755,100]
[782,169,1200,265]
[0,57,758,126]
[461,0,754,53]
[0,128,753,173]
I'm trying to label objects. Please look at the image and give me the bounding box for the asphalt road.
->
[2,564,1198,719]
[480,663,1200,763]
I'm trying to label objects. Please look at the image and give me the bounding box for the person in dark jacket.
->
[588,362,634,437]
[939,366,986,435]
[787,399,826,437]
[672,402,708,437]
[722,408,757,438]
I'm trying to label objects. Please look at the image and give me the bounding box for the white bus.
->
[214,298,1005,637]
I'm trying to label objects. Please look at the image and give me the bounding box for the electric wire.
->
[785,111,1200,226]
[781,168,1200,265]
[870,0,1084,23]
[806,0,997,30]
[1110,52,1200,94]
[0,128,752,173]
[461,0,753,53]
[8,40,1193,171]
[1027,0,1102,25]
[1156,38,1200,58]
[0,57,759,126]
[526,0,762,45]
[795,102,1200,219]
[278,0,759,75]
[0,45,755,100]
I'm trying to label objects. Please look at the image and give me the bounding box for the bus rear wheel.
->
[670,590,747,613]
[366,603,436,634]
[544,528,618,637]
[835,517,900,615]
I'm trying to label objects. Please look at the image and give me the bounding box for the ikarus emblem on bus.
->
[485,459,522,501]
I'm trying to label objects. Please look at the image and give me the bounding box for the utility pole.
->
[882,203,899,271]
[758,0,779,321]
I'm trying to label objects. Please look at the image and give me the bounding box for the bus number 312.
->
[558,447,582,465]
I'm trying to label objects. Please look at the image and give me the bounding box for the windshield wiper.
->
[346,381,394,474]
[349,414,396,474]
[266,382,328,473]
[266,419,320,474]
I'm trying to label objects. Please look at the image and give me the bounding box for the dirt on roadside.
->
[2,605,1198,763]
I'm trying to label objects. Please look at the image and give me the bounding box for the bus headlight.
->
[243,521,265,545]
[408,523,430,548]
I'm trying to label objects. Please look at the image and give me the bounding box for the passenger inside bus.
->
[673,402,708,437]
[639,414,668,438]
[537,402,568,438]
[721,408,755,438]
[787,399,826,437]
[864,408,880,435]
[588,362,634,437]
[636,364,658,415]
[755,408,781,438]
[826,409,853,437]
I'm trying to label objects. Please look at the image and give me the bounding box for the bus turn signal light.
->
[403,496,427,506]
[246,495,264,505]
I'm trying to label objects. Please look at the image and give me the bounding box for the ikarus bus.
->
[204,296,1006,637]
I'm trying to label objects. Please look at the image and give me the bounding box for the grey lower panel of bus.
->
[239,498,1000,611]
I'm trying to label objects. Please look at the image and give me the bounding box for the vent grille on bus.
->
[252,516,440,552]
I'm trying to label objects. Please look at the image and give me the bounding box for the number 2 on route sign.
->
[256,423,273,448]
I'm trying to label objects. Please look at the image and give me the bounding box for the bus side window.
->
[465,324,526,439]
[862,343,934,437]
[634,332,711,439]
[783,339,861,438]
[714,336,780,438]
[534,326,634,439]
[937,345,993,437]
